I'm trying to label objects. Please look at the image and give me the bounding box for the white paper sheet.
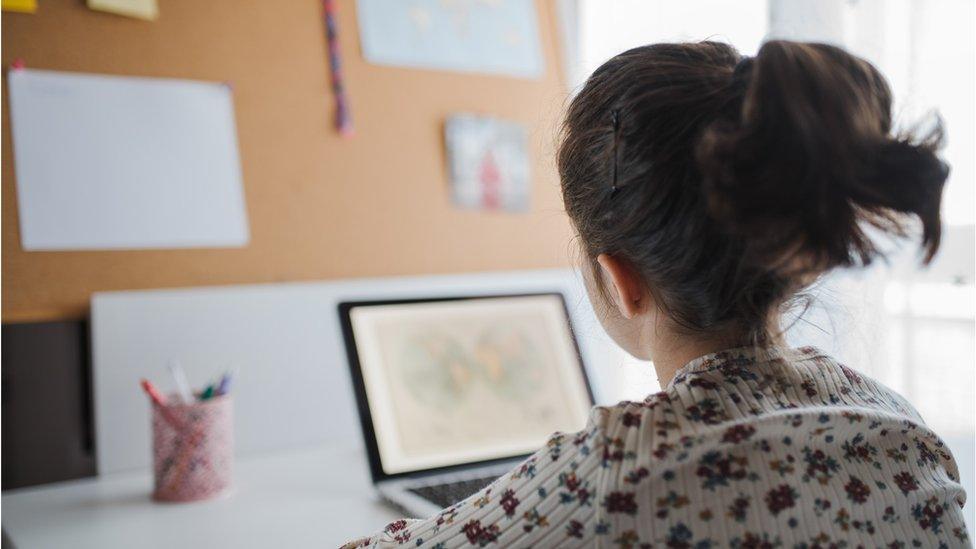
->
[7,68,249,250]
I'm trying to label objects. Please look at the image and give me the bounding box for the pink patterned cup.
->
[151,395,234,502]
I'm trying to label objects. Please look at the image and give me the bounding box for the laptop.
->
[339,293,595,517]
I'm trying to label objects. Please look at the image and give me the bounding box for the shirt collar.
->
[666,345,824,390]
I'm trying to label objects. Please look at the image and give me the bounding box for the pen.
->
[215,367,237,396]
[199,383,216,401]
[140,379,182,428]
[140,378,168,406]
[168,360,193,404]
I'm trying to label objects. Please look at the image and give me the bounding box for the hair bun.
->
[696,40,949,275]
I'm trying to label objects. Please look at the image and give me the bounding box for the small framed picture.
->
[444,114,530,213]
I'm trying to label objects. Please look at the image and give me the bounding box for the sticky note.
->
[87,0,158,20]
[2,0,37,13]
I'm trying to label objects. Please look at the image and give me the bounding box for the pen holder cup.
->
[151,395,234,502]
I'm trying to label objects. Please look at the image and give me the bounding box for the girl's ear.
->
[596,254,648,319]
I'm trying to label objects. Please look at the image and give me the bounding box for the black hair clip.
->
[610,109,620,197]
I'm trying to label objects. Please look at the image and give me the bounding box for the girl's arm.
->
[341,409,608,548]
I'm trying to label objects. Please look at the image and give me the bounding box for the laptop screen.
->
[341,294,594,477]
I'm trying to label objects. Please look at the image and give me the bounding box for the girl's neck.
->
[649,327,784,388]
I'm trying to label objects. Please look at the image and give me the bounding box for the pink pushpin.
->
[11,59,25,70]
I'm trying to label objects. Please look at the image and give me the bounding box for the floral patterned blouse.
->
[343,346,970,548]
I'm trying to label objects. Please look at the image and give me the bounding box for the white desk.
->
[1,445,401,548]
[5,442,973,548]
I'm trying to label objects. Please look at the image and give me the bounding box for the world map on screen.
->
[400,324,543,410]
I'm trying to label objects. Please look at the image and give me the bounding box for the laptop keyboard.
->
[407,475,497,508]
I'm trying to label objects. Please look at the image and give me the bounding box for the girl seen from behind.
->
[344,40,968,548]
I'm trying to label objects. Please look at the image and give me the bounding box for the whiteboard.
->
[90,269,654,474]
[7,68,249,250]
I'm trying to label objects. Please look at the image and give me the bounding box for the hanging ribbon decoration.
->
[323,0,353,137]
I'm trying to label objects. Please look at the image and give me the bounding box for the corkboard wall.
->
[0,0,578,322]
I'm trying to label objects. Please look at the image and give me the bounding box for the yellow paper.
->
[2,0,37,14]
[87,0,158,20]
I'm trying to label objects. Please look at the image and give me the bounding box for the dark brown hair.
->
[558,40,949,341]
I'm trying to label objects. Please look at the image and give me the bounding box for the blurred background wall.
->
[1,0,575,323]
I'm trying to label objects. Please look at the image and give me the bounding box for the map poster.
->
[355,0,544,79]
[350,295,592,474]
